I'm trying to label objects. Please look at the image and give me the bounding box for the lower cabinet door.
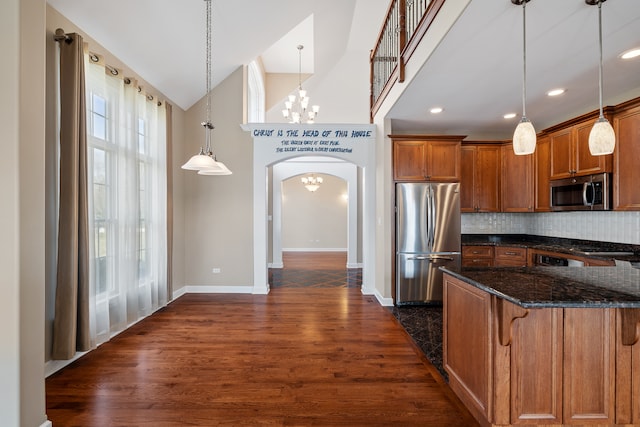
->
[563,308,616,424]
[511,308,563,424]
[443,275,492,423]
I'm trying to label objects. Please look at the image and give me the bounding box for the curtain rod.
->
[53,28,72,43]
[53,28,164,107]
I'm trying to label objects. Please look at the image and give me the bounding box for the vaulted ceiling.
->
[47,0,640,140]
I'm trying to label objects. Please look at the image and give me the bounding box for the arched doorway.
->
[272,158,359,269]
[243,123,376,296]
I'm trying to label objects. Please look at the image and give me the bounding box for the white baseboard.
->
[269,262,284,268]
[172,285,255,299]
[172,286,187,300]
[282,248,347,252]
[45,351,89,377]
[370,288,394,306]
[346,263,363,268]
[181,285,255,294]
[40,420,53,427]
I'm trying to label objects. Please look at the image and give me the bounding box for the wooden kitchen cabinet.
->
[443,273,626,426]
[493,246,527,267]
[615,308,640,424]
[548,114,612,180]
[501,143,534,212]
[563,308,616,424]
[460,144,500,212]
[535,135,551,211]
[443,274,493,423]
[510,305,563,424]
[392,135,462,182]
[613,101,640,210]
[462,245,494,267]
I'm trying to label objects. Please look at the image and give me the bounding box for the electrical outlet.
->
[212,268,221,273]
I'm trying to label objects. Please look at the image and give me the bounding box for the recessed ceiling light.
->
[503,113,517,119]
[429,107,443,114]
[547,88,566,97]
[621,48,640,60]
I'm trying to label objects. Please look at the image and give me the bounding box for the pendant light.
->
[512,0,536,155]
[181,0,232,175]
[587,0,615,156]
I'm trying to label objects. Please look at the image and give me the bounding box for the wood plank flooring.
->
[46,288,478,426]
[282,251,347,270]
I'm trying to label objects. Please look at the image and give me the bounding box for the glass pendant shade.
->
[588,117,615,155]
[198,160,232,175]
[181,149,219,170]
[512,118,536,155]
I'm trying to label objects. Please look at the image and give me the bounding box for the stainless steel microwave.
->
[550,173,611,211]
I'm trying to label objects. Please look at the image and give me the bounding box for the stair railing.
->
[370,0,446,121]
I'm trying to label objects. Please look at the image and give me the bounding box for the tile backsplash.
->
[462,211,640,245]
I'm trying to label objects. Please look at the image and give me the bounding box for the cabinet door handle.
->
[504,251,518,256]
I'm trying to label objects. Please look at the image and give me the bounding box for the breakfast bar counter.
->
[441,265,640,308]
[439,266,640,426]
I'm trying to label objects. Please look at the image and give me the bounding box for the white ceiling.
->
[390,0,640,139]
[46,0,381,110]
[46,0,640,140]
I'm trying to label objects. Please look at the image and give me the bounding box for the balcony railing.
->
[370,0,446,121]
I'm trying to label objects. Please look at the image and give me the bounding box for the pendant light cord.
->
[521,0,527,119]
[597,0,604,119]
[204,0,213,153]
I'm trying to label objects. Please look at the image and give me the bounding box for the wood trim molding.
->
[495,298,528,346]
[620,308,640,346]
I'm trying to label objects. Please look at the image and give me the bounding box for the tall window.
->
[86,57,167,340]
[248,60,265,123]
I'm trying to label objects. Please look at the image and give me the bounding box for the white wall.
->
[462,211,640,245]
[282,174,348,250]
[1,0,48,425]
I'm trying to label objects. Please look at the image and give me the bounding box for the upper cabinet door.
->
[613,104,640,210]
[535,136,551,212]
[392,136,463,182]
[393,140,426,181]
[549,118,612,180]
[426,141,461,182]
[501,143,533,212]
[549,128,573,180]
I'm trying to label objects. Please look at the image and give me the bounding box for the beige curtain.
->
[52,33,91,360]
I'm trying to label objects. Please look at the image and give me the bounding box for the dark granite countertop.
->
[462,234,640,263]
[441,265,640,309]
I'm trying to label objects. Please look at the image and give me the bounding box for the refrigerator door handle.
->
[430,185,436,251]
[406,255,455,262]
[429,255,455,262]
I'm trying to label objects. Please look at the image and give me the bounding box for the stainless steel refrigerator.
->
[395,182,461,305]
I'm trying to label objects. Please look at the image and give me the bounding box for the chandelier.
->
[301,174,323,192]
[282,45,319,124]
[181,0,232,175]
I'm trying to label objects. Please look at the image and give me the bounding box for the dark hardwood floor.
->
[46,253,477,426]
[282,251,346,270]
